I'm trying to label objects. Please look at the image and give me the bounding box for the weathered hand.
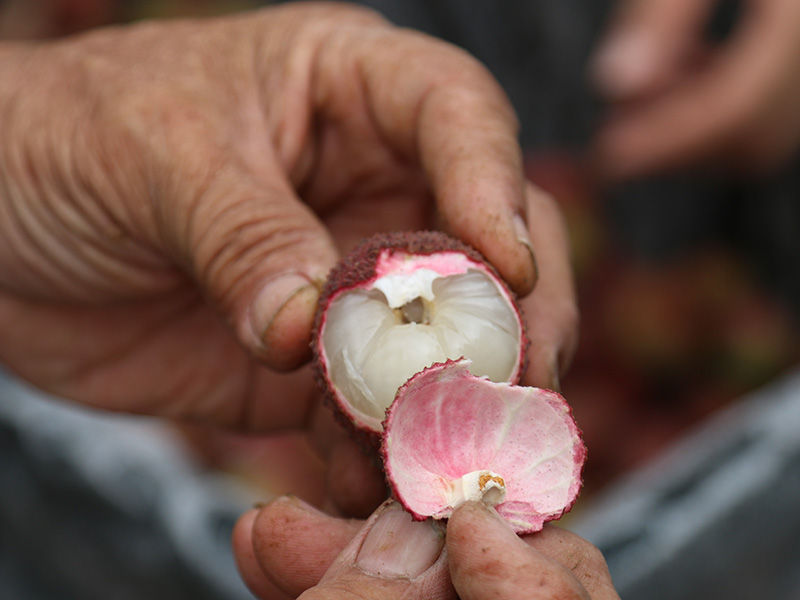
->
[0,3,555,421]
[0,3,577,517]
[233,497,619,600]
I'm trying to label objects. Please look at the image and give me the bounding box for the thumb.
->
[301,501,453,600]
[174,162,338,370]
[446,502,591,600]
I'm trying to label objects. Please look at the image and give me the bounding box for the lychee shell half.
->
[312,231,528,438]
[382,359,586,534]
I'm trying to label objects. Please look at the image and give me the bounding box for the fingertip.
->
[447,501,521,551]
[516,182,580,390]
[183,165,338,373]
[252,495,362,596]
[448,207,538,299]
[452,216,538,299]
[523,314,578,392]
[487,248,537,299]
[506,213,540,296]
[233,508,292,600]
[592,0,717,101]
[247,277,321,371]
[592,32,661,99]
[448,504,591,600]
[354,502,446,579]
[523,347,562,392]
[446,503,532,599]
[445,501,525,579]
[232,507,259,559]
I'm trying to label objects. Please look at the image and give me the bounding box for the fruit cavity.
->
[313,232,526,435]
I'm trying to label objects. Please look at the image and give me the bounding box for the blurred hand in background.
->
[592,0,800,179]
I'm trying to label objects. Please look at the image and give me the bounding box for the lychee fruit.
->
[312,231,585,532]
[313,231,527,437]
[382,358,586,533]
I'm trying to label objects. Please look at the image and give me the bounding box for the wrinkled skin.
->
[0,3,597,597]
[592,0,800,178]
[233,497,620,600]
[0,2,576,507]
[0,3,576,425]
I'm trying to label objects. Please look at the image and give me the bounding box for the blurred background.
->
[2,0,800,598]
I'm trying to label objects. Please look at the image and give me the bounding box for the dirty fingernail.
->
[356,503,444,578]
[513,213,538,287]
[246,272,318,368]
[513,213,532,250]
[250,272,313,334]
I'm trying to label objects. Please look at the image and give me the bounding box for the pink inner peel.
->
[382,359,586,534]
[373,250,480,280]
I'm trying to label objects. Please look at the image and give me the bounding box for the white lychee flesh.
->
[319,250,523,433]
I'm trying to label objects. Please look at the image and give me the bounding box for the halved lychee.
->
[382,359,586,534]
[313,231,527,436]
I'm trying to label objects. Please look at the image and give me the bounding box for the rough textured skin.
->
[311,230,529,445]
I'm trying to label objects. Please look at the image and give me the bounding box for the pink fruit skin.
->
[382,359,586,534]
[374,250,484,279]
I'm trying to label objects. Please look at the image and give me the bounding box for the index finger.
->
[355,28,538,296]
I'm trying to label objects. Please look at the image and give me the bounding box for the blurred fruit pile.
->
[527,153,800,494]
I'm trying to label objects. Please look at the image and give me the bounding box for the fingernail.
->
[513,213,533,251]
[250,272,314,335]
[593,33,656,98]
[356,503,444,579]
[513,213,538,287]
[529,350,561,392]
[246,272,318,365]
